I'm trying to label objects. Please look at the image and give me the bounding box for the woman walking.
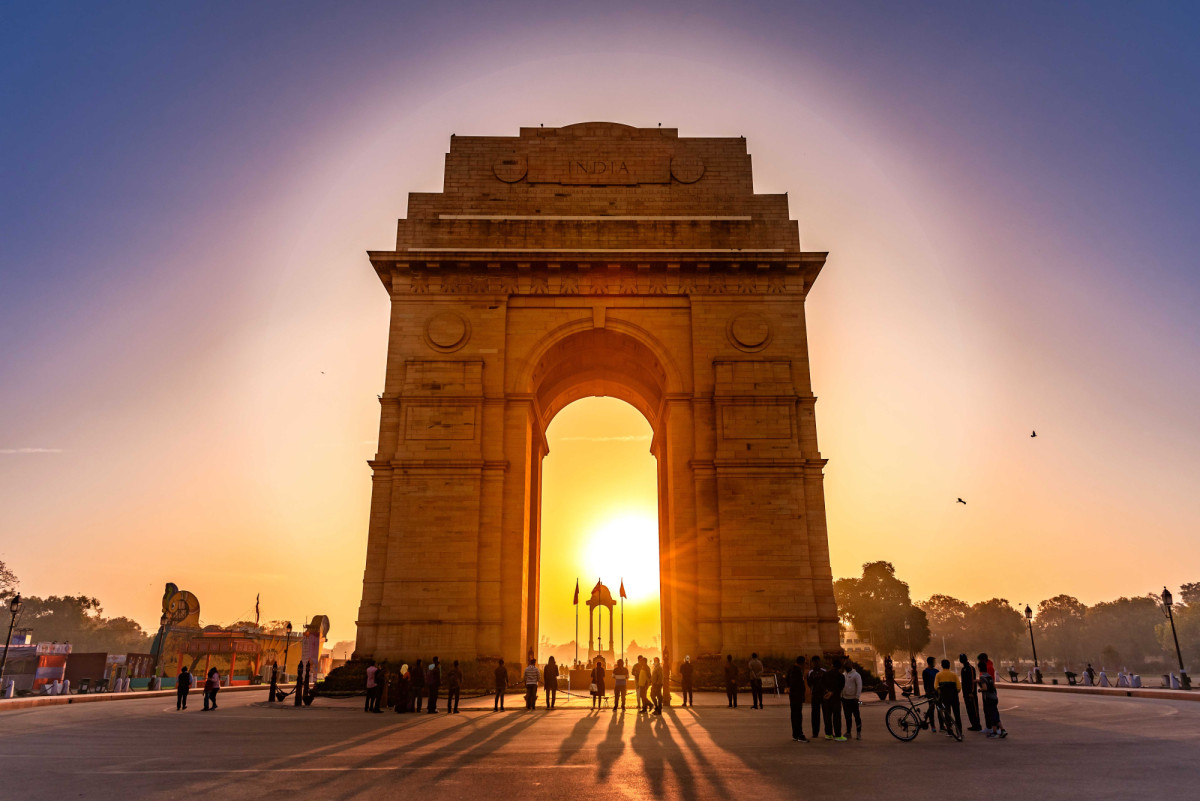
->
[202,667,220,711]
[544,656,559,709]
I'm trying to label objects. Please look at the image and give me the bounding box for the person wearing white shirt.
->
[840,663,863,740]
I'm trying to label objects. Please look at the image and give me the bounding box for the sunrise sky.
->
[2,2,1198,648]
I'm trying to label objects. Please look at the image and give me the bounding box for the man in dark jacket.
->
[447,660,463,713]
[412,659,426,713]
[922,656,942,730]
[679,656,694,707]
[176,666,192,710]
[820,658,846,740]
[723,655,739,708]
[806,656,825,738]
[494,659,508,711]
[785,656,808,742]
[959,653,981,730]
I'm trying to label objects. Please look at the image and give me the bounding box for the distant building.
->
[840,628,878,673]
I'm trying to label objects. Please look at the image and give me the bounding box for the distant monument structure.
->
[586,580,616,664]
[354,122,840,665]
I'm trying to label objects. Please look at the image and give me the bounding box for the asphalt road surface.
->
[2,689,1195,800]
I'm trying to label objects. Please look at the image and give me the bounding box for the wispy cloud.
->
[557,435,651,442]
[0,448,64,454]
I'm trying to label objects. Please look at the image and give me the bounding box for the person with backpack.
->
[524,658,540,710]
[785,656,809,742]
[202,667,221,711]
[176,666,193,711]
[806,656,825,739]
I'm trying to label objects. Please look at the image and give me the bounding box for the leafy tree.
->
[963,598,1026,662]
[835,561,930,657]
[0,559,17,599]
[1179,582,1200,606]
[919,594,970,658]
[1035,595,1088,668]
[1083,596,1164,669]
[18,595,151,653]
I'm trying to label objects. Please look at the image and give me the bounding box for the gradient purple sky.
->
[2,2,1197,644]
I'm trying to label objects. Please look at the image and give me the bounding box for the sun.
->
[580,513,661,604]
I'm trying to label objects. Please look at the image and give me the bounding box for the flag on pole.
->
[573,579,579,605]
[255,594,260,626]
[619,579,626,599]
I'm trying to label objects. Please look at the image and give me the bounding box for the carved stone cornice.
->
[368,254,825,297]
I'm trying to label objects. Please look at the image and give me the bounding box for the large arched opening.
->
[518,324,685,667]
[537,397,661,666]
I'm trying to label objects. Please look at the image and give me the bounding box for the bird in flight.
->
[956,498,967,505]
[1031,430,1037,437]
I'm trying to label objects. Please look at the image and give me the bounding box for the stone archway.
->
[354,122,840,666]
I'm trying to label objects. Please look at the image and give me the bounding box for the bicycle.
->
[885,688,962,742]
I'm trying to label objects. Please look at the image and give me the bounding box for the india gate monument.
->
[354,122,839,666]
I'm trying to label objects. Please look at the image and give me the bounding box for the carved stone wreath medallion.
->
[727,312,772,352]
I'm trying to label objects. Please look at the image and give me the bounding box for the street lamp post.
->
[283,622,293,681]
[1162,588,1191,691]
[1024,605,1041,683]
[1,594,24,692]
[904,618,916,694]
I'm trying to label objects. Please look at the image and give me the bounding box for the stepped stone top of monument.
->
[379,123,811,264]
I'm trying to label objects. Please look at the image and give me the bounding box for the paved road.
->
[2,689,1196,800]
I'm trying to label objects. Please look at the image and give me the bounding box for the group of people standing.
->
[364,657,465,714]
[585,655,665,713]
[174,665,223,712]
[784,656,863,742]
[920,653,1008,739]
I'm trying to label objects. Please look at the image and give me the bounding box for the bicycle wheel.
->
[886,705,922,742]
[947,709,963,741]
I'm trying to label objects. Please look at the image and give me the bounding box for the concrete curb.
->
[0,684,267,712]
[997,681,1198,702]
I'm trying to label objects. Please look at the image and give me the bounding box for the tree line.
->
[0,560,152,654]
[836,561,1196,672]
